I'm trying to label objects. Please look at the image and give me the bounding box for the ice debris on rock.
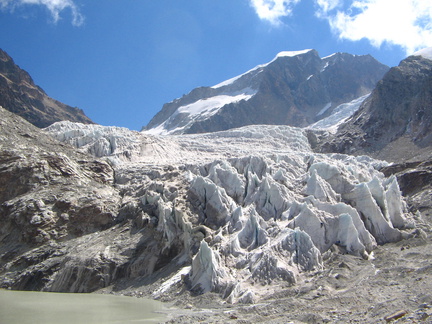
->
[44,122,415,302]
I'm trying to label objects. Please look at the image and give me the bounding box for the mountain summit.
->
[0,49,93,128]
[145,49,388,135]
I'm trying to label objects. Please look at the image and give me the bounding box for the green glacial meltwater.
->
[0,289,166,324]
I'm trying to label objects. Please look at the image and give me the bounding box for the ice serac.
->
[190,240,231,294]
[189,175,235,229]
[145,49,388,135]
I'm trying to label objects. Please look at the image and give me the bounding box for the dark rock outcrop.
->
[0,49,93,128]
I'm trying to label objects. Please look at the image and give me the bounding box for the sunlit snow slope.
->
[308,94,370,132]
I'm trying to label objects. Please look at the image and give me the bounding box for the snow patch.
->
[317,102,332,116]
[321,61,330,72]
[276,49,313,58]
[309,94,369,132]
[212,68,263,89]
[178,89,255,117]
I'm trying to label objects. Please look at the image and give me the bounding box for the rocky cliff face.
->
[145,49,388,135]
[0,49,93,128]
[320,53,432,162]
[0,107,120,291]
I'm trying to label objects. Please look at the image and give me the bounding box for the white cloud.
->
[315,0,341,17]
[0,0,83,26]
[317,0,432,54]
[249,0,301,25]
[249,0,432,54]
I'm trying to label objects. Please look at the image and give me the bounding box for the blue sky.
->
[0,0,431,130]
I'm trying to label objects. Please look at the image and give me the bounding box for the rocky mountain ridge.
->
[145,49,388,135]
[320,51,432,163]
[0,49,93,128]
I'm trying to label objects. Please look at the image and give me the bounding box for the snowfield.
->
[45,121,415,303]
[308,94,370,132]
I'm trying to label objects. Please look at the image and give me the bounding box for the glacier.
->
[44,121,415,302]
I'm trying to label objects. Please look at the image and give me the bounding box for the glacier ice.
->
[190,240,230,294]
[44,122,416,302]
[189,175,235,229]
[45,121,145,163]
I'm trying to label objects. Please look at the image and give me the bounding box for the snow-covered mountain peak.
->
[145,49,388,136]
[211,49,315,89]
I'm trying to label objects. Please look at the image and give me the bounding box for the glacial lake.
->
[0,289,166,324]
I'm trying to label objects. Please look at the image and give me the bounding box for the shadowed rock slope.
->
[0,49,93,128]
[320,54,432,163]
[0,106,121,291]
